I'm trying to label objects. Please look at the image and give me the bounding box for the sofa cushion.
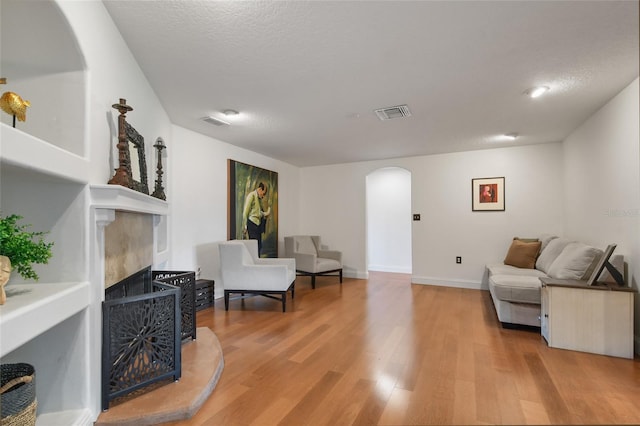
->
[536,237,571,273]
[489,275,542,304]
[539,234,558,253]
[547,242,603,280]
[504,239,541,269]
[315,257,341,273]
[487,263,547,278]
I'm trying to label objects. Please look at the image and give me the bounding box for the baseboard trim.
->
[344,270,368,280]
[411,276,483,290]
[368,265,412,274]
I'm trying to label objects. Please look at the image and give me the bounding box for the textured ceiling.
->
[103,0,639,167]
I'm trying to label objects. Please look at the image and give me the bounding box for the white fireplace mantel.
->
[89,183,170,274]
[90,184,169,216]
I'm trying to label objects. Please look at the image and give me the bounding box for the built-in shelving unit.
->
[1,2,171,423]
[0,281,90,358]
[0,1,93,424]
[0,126,93,424]
[1,124,90,184]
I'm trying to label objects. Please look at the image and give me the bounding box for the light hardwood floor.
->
[167,272,640,425]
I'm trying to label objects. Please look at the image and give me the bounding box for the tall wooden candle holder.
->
[151,137,166,200]
[108,98,133,189]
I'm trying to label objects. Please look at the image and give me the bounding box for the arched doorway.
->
[366,167,412,273]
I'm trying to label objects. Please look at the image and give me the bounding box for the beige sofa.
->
[485,235,624,328]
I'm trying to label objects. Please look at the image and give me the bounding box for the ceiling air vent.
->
[374,104,412,121]
[202,116,229,126]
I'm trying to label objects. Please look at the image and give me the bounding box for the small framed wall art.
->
[472,177,505,211]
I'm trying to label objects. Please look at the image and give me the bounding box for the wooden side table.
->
[540,277,635,359]
[195,279,215,311]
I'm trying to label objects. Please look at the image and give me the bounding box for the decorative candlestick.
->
[151,137,166,200]
[108,98,133,189]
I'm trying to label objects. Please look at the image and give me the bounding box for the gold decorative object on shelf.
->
[0,255,11,306]
[0,78,31,127]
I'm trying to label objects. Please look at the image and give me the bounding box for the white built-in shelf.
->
[90,184,169,216]
[0,123,90,184]
[36,408,93,426]
[0,281,90,357]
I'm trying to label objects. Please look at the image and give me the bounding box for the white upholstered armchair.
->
[284,235,343,289]
[219,240,296,312]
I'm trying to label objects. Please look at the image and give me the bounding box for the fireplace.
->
[90,184,173,414]
[101,266,197,410]
[102,267,180,411]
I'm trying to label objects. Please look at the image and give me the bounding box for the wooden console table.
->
[540,277,635,359]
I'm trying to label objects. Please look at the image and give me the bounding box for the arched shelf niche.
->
[0,0,87,157]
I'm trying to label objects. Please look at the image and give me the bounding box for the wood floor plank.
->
[319,378,377,426]
[519,399,551,425]
[474,342,502,424]
[278,370,343,425]
[377,387,412,425]
[166,272,639,426]
[451,379,476,425]
[351,385,389,426]
[494,369,526,424]
[524,352,573,424]
[249,397,295,426]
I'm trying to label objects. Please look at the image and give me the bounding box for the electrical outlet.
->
[413,214,421,221]
[456,256,462,264]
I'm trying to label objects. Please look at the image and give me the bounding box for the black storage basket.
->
[1,363,36,426]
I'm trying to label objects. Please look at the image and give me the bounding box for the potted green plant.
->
[0,214,53,305]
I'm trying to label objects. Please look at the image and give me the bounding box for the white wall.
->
[169,125,300,297]
[60,2,304,300]
[300,142,564,287]
[562,78,640,352]
[366,167,412,273]
[58,1,172,186]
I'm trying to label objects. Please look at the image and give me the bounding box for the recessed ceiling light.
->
[223,109,239,116]
[504,132,519,140]
[525,86,550,98]
[202,116,230,126]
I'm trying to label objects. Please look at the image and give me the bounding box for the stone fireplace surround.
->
[91,183,169,280]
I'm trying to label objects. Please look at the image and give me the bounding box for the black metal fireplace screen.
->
[152,270,196,341]
[101,267,195,411]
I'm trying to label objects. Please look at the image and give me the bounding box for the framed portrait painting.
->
[228,159,278,257]
[472,177,505,211]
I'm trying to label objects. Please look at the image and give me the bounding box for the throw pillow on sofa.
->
[535,237,571,273]
[503,239,542,269]
[547,242,603,280]
[539,233,558,252]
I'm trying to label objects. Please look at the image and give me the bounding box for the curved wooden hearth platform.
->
[95,327,224,426]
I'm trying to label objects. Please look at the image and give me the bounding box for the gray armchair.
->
[284,235,342,289]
